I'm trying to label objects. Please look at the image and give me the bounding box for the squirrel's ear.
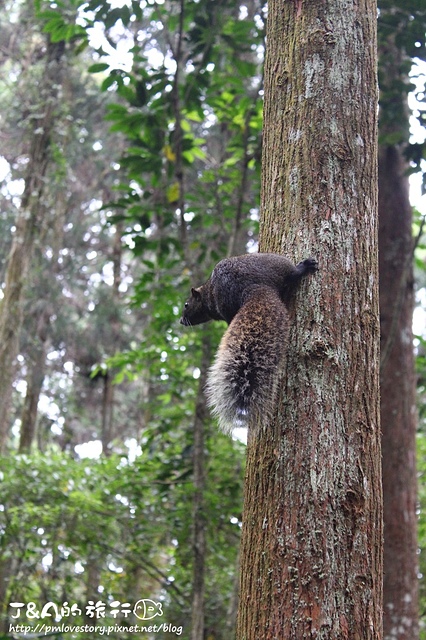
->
[191,287,202,299]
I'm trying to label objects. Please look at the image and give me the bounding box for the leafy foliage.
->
[0,442,244,638]
[378,1,426,184]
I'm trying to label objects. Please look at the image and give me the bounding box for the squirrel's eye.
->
[184,302,189,308]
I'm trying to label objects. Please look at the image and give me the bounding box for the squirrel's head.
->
[180,287,211,326]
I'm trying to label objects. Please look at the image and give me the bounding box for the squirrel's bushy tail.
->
[205,288,289,434]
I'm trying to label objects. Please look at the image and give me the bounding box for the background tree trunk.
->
[377,14,419,638]
[0,39,65,450]
[18,310,49,453]
[236,0,382,638]
[190,332,211,640]
[100,222,123,454]
[379,145,418,640]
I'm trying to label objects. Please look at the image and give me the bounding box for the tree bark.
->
[0,39,65,450]
[237,0,382,638]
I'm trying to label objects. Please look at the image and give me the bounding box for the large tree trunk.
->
[236,0,382,638]
[0,39,65,450]
[379,145,418,639]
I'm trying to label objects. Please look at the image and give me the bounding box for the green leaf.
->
[101,74,118,91]
[88,62,110,73]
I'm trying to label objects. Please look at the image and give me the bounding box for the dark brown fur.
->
[180,253,318,432]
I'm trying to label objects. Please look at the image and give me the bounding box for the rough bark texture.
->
[379,145,418,640]
[236,0,382,638]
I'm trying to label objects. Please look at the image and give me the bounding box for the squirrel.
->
[180,253,318,433]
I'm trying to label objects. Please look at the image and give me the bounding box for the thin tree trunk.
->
[19,342,47,452]
[101,222,123,454]
[377,15,419,638]
[379,145,419,640]
[237,0,382,638]
[85,552,101,625]
[101,372,114,455]
[190,331,211,640]
[0,556,13,635]
[225,549,240,637]
[19,302,51,452]
[0,39,65,450]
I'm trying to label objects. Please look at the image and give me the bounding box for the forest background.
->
[0,0,425,639]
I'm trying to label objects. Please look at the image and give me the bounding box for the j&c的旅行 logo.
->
[8,597,183,635]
